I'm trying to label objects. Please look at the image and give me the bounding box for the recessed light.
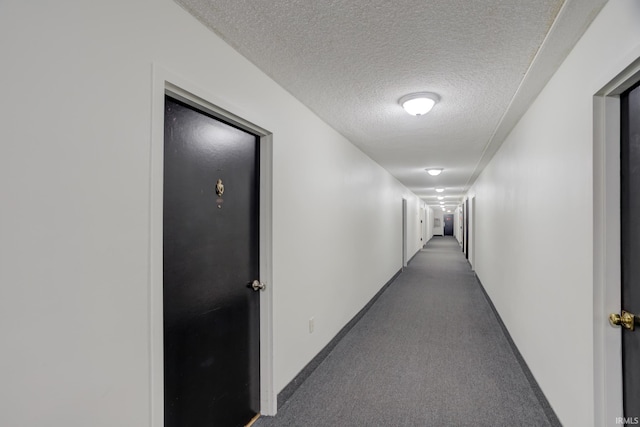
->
[399,92,440,116]
[427,168,443,176]
[439,201,444,204]
[437,196,444,200]
[435,188,445,193]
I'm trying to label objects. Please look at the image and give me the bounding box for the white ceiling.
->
[174,0,606,210]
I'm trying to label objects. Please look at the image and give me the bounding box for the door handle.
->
[609,310,636,331]
[249,280,266,292]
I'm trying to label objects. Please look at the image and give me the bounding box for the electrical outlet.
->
[309,317,315,334]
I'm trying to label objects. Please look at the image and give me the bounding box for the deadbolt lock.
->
[609,310,636,331]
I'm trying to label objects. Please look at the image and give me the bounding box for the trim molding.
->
[276,269,402,408]
[592,47,640,425]
[474,274,561,427]
[150,64,277,422]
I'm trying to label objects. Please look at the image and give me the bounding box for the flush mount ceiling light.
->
[399,92,440,116]
[435,188,445,193]
[426,168,443,176]
[437,196,444,200]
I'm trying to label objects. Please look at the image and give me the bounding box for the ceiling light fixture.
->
[399,92,440,116]
[427,168,443,176]
[437,196,444,200]
[435,188,445,193]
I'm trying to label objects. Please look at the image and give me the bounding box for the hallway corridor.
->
[256,237,559,427]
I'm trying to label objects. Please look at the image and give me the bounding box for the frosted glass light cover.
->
[399,92,440,116]
[402,98,435,115]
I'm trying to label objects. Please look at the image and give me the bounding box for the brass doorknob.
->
[609,310,636,331]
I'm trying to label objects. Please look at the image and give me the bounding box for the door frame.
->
[443,213,453,236]
[464,198,469,259]
[149,65,276,425]
[593,50,640,426]
[402,198,408,268]
[419,206,424,245]
[470,196,476,270]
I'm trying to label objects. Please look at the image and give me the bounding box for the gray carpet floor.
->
[254,237,556,427]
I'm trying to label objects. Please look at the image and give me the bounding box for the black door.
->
[163,96,260,426]
[621,82,640,419]
[460,208,465,252]
[443,214,454,236]
[464,199,469,258]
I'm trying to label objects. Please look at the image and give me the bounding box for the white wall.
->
[425,205,435,243]
[432,208,444,236]
[0,1,425,425]
[418,204,432,248]
[403,198,424,264]
[454,206,463,244]
[461,196,476,269]
[407,199,426,258]
[466,1,640,426]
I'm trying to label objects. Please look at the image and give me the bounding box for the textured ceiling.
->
[175,0,606,210]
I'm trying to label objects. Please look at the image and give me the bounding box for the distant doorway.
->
[464,199,469,259]
[402,199,408,268]
[443,214,454,236]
